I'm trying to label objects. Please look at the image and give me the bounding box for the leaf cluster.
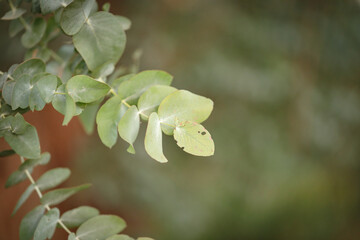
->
[1,0,215,239]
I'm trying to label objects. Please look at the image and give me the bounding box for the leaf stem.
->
[19,156,75,238]
[19,16,31,31]
[109,88,175,127]
[49,49,64,64]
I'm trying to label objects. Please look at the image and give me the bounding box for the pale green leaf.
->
[12,58,46,80]
[12,185,35,215]
[2,80,15,105]
[118,70,173,104]
[102,3,110,12]
[110,73,135,90]
[66,75,110,103]
[34,208,60,240]
[21,18,47,49]
[173,121,214,156]
[40,0,73,14]
[76,215,127,240]
[144,113,167,163]
[96,96,127,148]
[36,168,71,191]
[91,61,114,79]
[29,72,49,111]
[158,90,214,135]
[62,94,76,125]
[118,106,140,154]
[41,184,91,206]
[61,206,100,229]
[19,152,51,171]
[20,205,45,240]
[79,100,101,135]
[9,18,25,37]
[36,74,58,103]
[68,233,76,240]
[116,16,131,31]
[73,11,126,71]
[52,84,83,115]
[60,0,96,35]
[106,235,134,240]
[138,85,177,120]
[4,122,41,159]
[5,168,32,188]
[1,8,26,20]
[12,74,32,110]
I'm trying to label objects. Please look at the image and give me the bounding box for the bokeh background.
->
[1,0,360,239]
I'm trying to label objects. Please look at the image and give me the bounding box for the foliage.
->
[0,0,215,239]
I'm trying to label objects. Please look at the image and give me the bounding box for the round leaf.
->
[73,11,126,71]
[173,121,214,156]
[158,90,214,135]
[76,215,127,240]
[21,18,47,49]
[66,75,110,103]
[60,0,96,35]
[34,208,60,240]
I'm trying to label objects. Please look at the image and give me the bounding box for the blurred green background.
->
[1,0,360,239]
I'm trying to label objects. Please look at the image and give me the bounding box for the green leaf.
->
[158,90,214,135]
[73,11,126,71]
[106,235,134,240]
[117,70,173,104]
[62,94,76,125]
[2,114,28,134]
[36,167,71,191]
[118,106,140,154]
[138,85,177,120]
[29,73,49,111]
[100,2,109,11]
[12,185,35,215]
[79,100,101,134]
[96,96,127,148]
[40,0,73,14]
[34,208,60,240]
[21,18,47,49]
[144,113,167,163]
[110,73,135,90]
[9,18,25,37]
[68,233,76,240]
[137,238,154,240]
[19,152,51,171]
[173,121,214,156]
[12,74,32,110]
[76,215,127,240]
[91,61,115,79]
[67,75,110,103]
[5,168,32,188]
[2,80,15,105]
[60,0,96,35]
[12,58,46,80]
[0,149,15,157]
[116,16,131,31]
[4,121,41,159]
[1,8,26,20]
[52,84,83,115]
[41,184,91,206]
[61,206,100,229]
[20,205,45,240]
[36,74,58,103]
